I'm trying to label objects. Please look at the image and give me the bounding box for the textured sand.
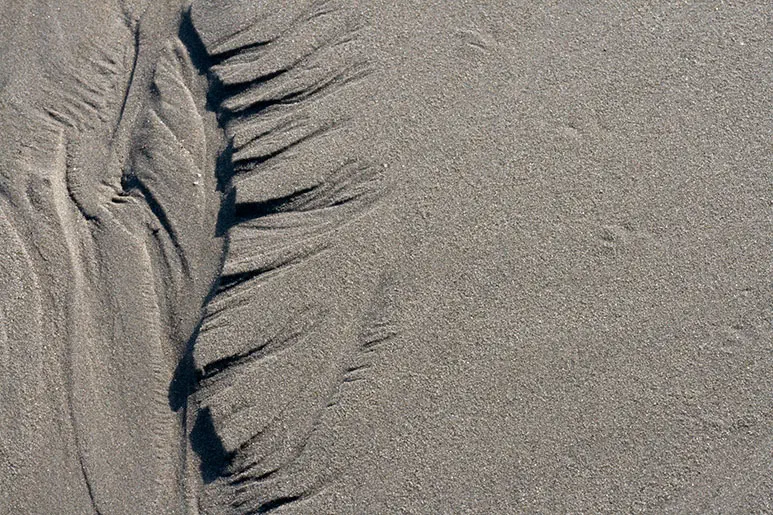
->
[0,1,771,513]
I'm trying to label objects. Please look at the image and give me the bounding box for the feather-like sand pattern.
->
[185,1,393,511]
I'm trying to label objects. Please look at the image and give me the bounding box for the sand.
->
[0,1,771,513]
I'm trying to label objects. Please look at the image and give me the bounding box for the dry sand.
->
[0,1,771,513]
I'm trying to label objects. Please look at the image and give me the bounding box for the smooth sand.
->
[1,1,771,513]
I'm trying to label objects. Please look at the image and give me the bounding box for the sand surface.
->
[0,1,771,513]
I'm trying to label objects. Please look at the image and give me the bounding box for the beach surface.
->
[0,1,771,513]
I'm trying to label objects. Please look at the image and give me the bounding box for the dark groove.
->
[255,495,303,514]
[362,332,396,350]
[234,114,306,150]
[199,321,317,382]
[233,186,317,221]
[216,269,263,293]
[226,61,371,124]
[232,125,334,172]
[215,244,329,296]
[225,95,298,122]
[217,65,289,93]
[207,16,276,61]
[77,454,103,515]
[217,70,292,103]
[221,61,371,120]
[230,468,279,487]
[198,333,284,380]
[210,39,272,65]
